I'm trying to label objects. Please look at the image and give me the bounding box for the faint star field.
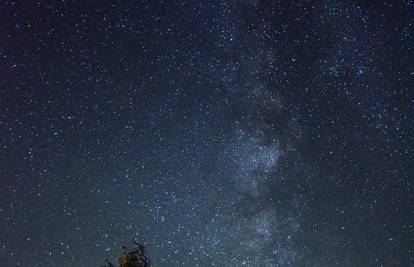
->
[0,0,413,266]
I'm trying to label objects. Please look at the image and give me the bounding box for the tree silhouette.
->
[102,240,150,267]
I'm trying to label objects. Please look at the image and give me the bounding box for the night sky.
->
[1,0,413,266]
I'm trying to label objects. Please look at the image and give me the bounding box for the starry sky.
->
[1,0,413,266]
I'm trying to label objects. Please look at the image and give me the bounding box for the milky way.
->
[1,1,413,266]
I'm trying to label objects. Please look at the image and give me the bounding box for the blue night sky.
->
[1,0,413,266]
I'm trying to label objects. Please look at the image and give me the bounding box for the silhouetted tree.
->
[102,240,150,267]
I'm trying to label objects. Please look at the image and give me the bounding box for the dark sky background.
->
[1,0,413,266]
